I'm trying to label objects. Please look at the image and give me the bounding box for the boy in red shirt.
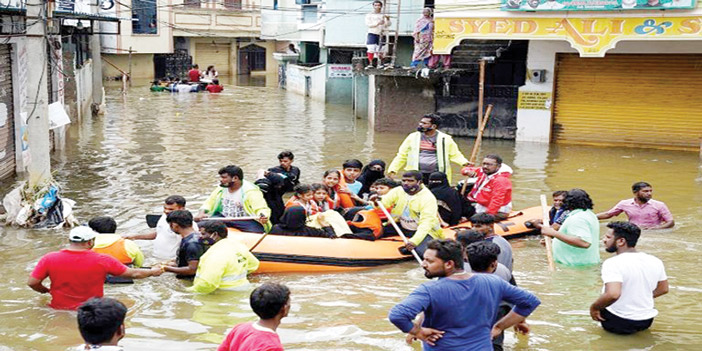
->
[27,227,163,310]
[218,282,291,351]
[206,79,224,93]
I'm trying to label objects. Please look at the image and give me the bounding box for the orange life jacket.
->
[93,238,132,264]
[348,210,383,239]
[336,178,356,209]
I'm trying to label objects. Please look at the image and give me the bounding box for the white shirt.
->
[153,214,198,261]
[221,188,246,218]
[602,252,667,320]
[75,345,124,351]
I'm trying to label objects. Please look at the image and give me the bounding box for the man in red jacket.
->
[461,154,513,220]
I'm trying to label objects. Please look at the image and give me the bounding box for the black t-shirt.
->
[268,165,301,194]
[176,232,205,279]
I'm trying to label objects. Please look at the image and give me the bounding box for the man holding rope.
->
[370,170,443,257]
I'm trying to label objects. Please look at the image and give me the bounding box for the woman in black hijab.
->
[427,172,463,226]
[357,159,386,198]
[269,206,336,238]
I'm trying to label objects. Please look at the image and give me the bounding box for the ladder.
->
[382,0,402,67]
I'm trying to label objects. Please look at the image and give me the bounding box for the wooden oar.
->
[461,104,494,196]
[540,195,556,272]
[377,201,423,265]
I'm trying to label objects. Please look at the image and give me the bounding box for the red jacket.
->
[464,165,512,214]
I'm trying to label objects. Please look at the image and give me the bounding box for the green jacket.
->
[379,186,443,246]
[200,180,272,232]
[387,131,468,182]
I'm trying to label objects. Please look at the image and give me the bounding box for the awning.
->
[52,10,122,22]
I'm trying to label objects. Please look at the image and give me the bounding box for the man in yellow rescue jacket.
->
[189,221,259,294]
[387,114,470,184]
[89,216,144,267]
[195,165,272,233]
[371,170,443,257]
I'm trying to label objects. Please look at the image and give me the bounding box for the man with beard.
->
[371,170,443,257]
[388,239,540,350]
[597,182,674,230]
[388,114,469,184]
[195,165,271,232]
[461,154,512,220]
[590,222,668,334]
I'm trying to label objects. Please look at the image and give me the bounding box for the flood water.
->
[2,76,702,350]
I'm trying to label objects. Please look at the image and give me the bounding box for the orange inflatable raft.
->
[228,206,542,273]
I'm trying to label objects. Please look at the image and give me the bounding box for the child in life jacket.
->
[285,184,320,216]
[312,183,334,212]
[322,169,355,209]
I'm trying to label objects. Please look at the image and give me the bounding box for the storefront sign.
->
[500,0,695,12]
[518,91,552,110]
[434,16,702,57]
[328,64,352,78]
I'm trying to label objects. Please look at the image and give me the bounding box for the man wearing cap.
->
[27,227,163,310]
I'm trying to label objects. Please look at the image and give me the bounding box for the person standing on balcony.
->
[411,8,434,68]
[365,0,391,68]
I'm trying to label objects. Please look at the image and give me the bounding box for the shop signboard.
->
[500,0,695,11]
[434,16,702,57]
[328,64,352,78]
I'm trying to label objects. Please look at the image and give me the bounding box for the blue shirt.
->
[388,274,540,351]
[346,180,363,195]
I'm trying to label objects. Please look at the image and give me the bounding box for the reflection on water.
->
[1,78,701,350]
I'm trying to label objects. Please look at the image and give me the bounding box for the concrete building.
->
[0,0,113,182]
[262,0,425,103]
[434,0,702,151]
[101,0,279,80]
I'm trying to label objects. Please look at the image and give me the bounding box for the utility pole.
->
[25,0,52,187]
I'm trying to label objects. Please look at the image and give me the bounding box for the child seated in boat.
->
[322,169,355,210]
[312,183,334,212]
[286,184,353,236]
[285,184,320,215]
[269,206,336,238]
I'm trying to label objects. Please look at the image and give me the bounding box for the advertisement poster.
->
[434,16,702,57]
[501,0,695,11]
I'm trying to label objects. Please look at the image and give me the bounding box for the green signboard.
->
[501,0,695,11]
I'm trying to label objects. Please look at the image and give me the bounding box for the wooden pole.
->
[460,104,493,196]
[540,194,556,272]
[377,201,423,265]
[128,46,133,87]
[478,59,485,130]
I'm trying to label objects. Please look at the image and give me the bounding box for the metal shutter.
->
[195,42,231,76]
[0,44,16,179]
[552,53,702,151]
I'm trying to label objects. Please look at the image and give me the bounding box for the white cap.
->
[69,226,98,242]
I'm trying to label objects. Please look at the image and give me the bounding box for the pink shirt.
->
[604,198,673,228]
[218,322,283,351]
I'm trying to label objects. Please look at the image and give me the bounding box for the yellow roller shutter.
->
[552,53,702,151]
[195,42,231,76]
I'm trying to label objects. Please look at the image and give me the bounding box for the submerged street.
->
[2,78,702,350]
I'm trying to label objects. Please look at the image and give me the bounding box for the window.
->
[132,0,158,34]
[301,4,317,23]
[224,0,242,9]
[184,0,200,8]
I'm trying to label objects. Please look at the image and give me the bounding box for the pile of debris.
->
[1,180,79,228]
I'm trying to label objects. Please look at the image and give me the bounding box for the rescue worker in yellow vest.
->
[370,170,443,257]
[387,114,470,184]
[189,221,260,294]
[89,216,144,267]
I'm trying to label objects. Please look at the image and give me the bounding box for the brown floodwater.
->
[1,76,701,350]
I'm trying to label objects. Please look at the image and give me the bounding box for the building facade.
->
[435,0,702,150]
[101,0,278,80]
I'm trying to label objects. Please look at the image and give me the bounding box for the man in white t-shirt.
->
[123,195,197,261]
[590,221,668,334]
